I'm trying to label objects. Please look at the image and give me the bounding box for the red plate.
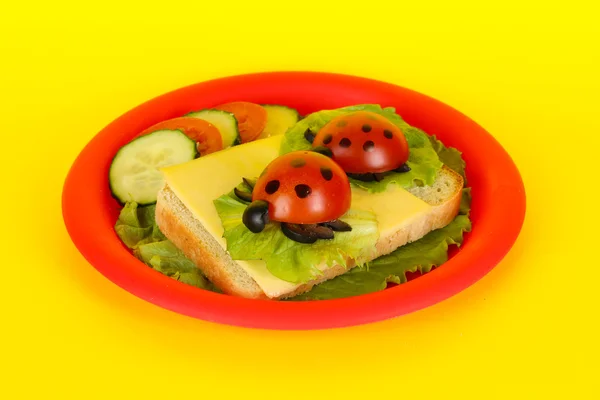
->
[62,72,526,330]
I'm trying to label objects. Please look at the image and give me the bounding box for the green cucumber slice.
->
[257,105,301,139]
[109,129,197,205]
[186,109,240,148]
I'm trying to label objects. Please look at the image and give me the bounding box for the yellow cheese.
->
[350,185,432,237]
[160,135,433,298]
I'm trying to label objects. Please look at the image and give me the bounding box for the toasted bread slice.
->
[155,165,463,300]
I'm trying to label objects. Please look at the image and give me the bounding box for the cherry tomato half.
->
[139,117,223,156]
[214,101,268,143]
[252,151,351,224]
[313,111,410,174]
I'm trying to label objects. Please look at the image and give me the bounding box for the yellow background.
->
[2,1,598,398]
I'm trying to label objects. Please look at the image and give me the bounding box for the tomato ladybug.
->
[307,111,411,180]
[240,151,352,243]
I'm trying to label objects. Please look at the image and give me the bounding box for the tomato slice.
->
[214,101,267,143]
[139,117,223,156]
[252,151,352,224]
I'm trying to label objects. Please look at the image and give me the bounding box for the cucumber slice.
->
[109,129,197,205]
[186,109,240,148]
[257,105,301,139]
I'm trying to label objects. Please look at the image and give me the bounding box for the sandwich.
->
[111,103,472,300]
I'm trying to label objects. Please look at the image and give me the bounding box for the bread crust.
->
[156,165,464,300]
[155,188,268,299]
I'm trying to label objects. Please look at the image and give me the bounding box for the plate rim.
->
[61,71,526,330]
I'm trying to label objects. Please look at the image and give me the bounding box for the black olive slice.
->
[373,173,385,182]
[304,128,316,144]
[311,146,333,158]
[394,163,411,173]
[242,200,270,233]
[281,223,317,244]
[310,225,335,239]
[320,219,352,232]
[234,187,253,203]
[242,177,256,190]
[281,223,334,243]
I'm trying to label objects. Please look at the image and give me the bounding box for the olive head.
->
[242,200,270,233]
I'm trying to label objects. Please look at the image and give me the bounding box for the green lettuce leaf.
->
[460,187,472,216]
[114,202,219,292]
[114,202,156,248]
[428,134,467,183]
[213,184,380,284]
[279,104,443,193]
[135,241,219,292]
[287,132,473,301]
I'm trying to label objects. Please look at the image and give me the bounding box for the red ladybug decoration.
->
[241,151,353,243]
[310,111,410,174]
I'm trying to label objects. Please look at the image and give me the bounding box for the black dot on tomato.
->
[320,167,333,181]
[383,129,393,139]
[336,120,348,127]
[339,137,351,147]
[265,180,280,194]
[363,140,375,152]
[362,124,372,133]
[323,134,333,144]
[295,184,312,198]
[290,158,306,168]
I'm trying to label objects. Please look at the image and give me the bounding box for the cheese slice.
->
[160,135,433,298]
